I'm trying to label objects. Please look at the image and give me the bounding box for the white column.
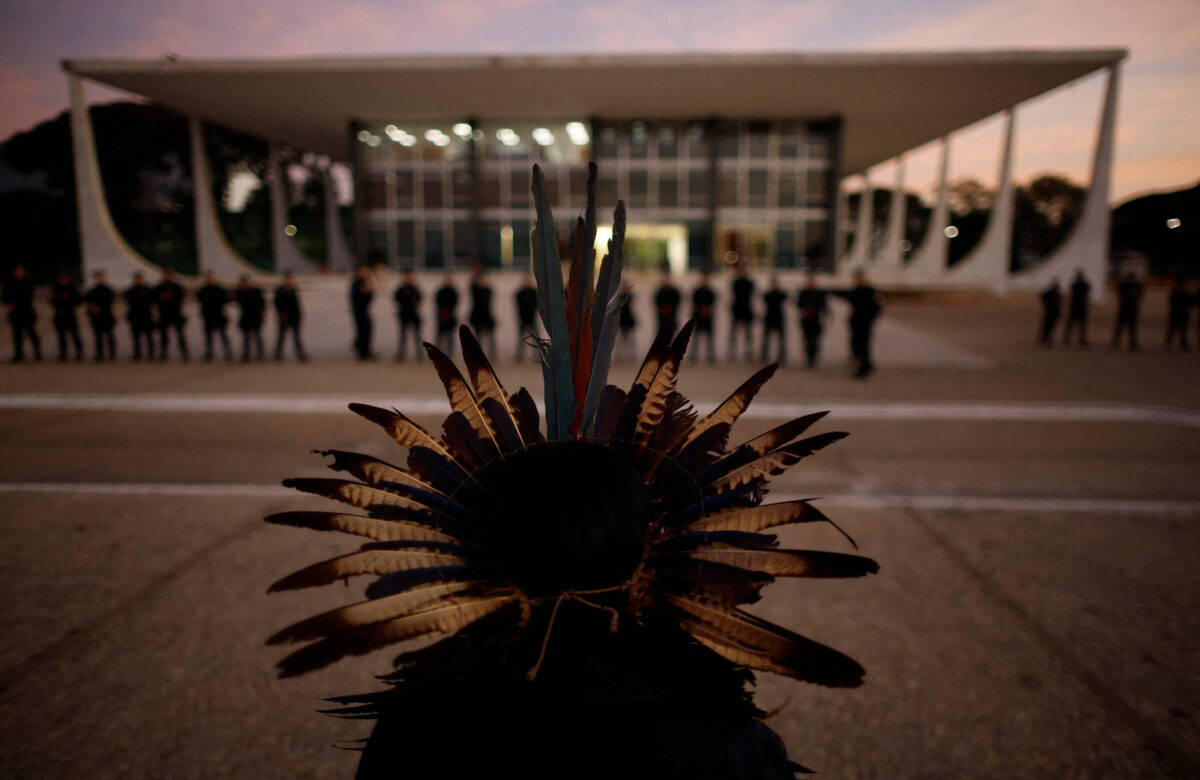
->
[905,137,950,278]
[65,68,159,280]
[269,141,319,274]
[874,158,906,274]
[1010,64,1120,300]
[943,108,1015,292]
[323,167,355,272]
[841,170,873,276]
[189,116,267,281]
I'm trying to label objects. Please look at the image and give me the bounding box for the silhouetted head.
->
[443,273,455,286]
[93,271,106,284]
[133,272,145,286]
[805,272,817,289]
[239,275,251,289]
[403,271,415,285]
[56,272,71,285]
[854,271,868,288]
[162,268,175,283]
[12,264,26,280]
[283,272,295,287]
[356,266,370,280]
[205,272,216,284]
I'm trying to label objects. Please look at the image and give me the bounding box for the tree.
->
[1011,175,1085,271]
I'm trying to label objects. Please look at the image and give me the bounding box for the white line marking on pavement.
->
[1,482,1197,513]
[1,394,1199,427]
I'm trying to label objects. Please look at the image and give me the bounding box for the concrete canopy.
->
[64,50,1124,175]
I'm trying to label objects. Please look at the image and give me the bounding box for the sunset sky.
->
[2,0,1197,203]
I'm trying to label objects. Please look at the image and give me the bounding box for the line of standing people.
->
[1039,269,1200,351]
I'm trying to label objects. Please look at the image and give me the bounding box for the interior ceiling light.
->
[532,128,555,146]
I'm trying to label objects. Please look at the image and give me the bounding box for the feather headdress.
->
[268,162,877,777]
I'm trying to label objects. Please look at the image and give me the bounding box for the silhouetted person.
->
[1111,271,1142,351]
[729,264,755,361]
[154,268,188,361]
[834,271,883,379]
[274,272,307,361]
[618,282,636,362]
[235,276,265,362]
[394,271,422,362]
[84,270,116,361]
[691,273,716,364]
[761,277,787,364]
[1165,276,1193,352]
[654,274,681,337]
[469,266,497,356]
[351,266,375,360]
[124,272,156,361]
[515,275,539,362]
[797,273,828,368]
[1062,269,1090,348]
[198,272,232,362]
[1038,278,1063,346]
[434,274,459,355]
[51,272,84,362]
[4,263,40,362]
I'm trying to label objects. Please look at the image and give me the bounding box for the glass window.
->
[778,125,802,158]
[686,123,707,157]
[424,224,444,268]
[629,121,650,160]
[451,169,472,208]
[718,170,738,208]
[423,175,443,209]
[510,170,531,207]
[395,172,415,209]
[596,125,619,159]
[715,126,738,158]
[688,169,710,205]
[479,171,501,208]
[777,173,797,208]
[365,175,388,210]
[748,169,768,208]
[658,175,678,208]
[453,220,475,264]
[569,166,588,200]
[804,219,830,266]
[480,220,502,268]
[806,170,830,208]
[367,227,388,258]
[395,220,416,259]
[597,171,618,207]
[658,123,678,159]
[748,122,769,159]
[687,221,712,267]
[774,228,796,268]
[512,219,531,262]
[629,169,649,208]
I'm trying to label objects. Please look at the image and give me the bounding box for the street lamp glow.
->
[496,128,520,146]
[944,225,959,238]
[452,123,473,139]
[565,121,589,145]
[1167,218,1182,229]
[532,127,555,146]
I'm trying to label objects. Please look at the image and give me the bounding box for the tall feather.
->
[683,363,779,447]
[580,201,625,435]
[530,165,574,439]
[458,325,525,451]
[565,217,595,435]
[423,342,501,456]
[633,320,696,445]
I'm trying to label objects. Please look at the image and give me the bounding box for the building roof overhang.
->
[64,50,1125,175]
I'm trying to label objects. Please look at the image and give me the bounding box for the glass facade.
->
[356,117,838,272]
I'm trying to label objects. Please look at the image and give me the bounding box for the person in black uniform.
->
[729,263,755,362]
[124,272,156,361]
[154,268,188,361]
[690,273,716,364]
[351,266,375,360]
[1062,269,1091,348]
[797,272,828,368]
[51,272,84,362]
[834,271,883,379]
[198,272,232,362]
[761,277,787,364]
[3,263,41,362]
[618,281,636,363]
[654,273,681,337]
[84,270,116,361]
[1165,276,1193,352]
[235,275,265,362]
[394,270,422,362]
[515,275,539,362]
[1110,271,1142,351]
[469,266,497,356]
[274,272,307,361]
[434,274,459,355]
[1038,278,1063,346]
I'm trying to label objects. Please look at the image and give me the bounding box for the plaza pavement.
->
[1,283,1199,778]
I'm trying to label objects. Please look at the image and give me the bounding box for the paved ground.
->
[1,286,1199,778]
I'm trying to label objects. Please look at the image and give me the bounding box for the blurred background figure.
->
[729,263,755,362]
[154,268,188,362]
[274,272,307,361]
[51,271,83,362]
[198,272,232,363]
[235,275,265,362]
[1038,278,1062,347]
[654,272,680,337]
[84,270,116,361]
[124,272,155,361]
[836,270,883,379]
[350,266,375,361]
[469,265,496,355]
[393,270,422,362]
[761,276,787,364]
[691,273,716,364]
[1111,271,1143,351]
[514,275,538,362]
[618,282,636,362]
[435,273,459,354]
[3,263,40,362]
[797,272,827,368]
[1062,269,1091,348]
[1165,276,1193,352]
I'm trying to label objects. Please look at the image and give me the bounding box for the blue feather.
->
[530,165,575,439]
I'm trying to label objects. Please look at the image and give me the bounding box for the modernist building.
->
[62,50,1125,290]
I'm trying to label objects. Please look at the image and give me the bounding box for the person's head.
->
[283,272,295,287]
[11,264,26,280]
[472,263,484,281]
[854,270,867,288]
[805,272,817,289]
[403,270,415,285]
[662,272,673,286]
[239,274,250,289]
[56,272,71,285]
[1074,268,1085,281]
[770,276,781,291]
[734,262,746,277]
[205,272,216,285]
[443,273,455,286]
[700,272,711,286]
[1051,277,1060,289]
[133,272,145,286]
[93,270,106,285]
[356,266,369,280]
[162,268,174,282]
